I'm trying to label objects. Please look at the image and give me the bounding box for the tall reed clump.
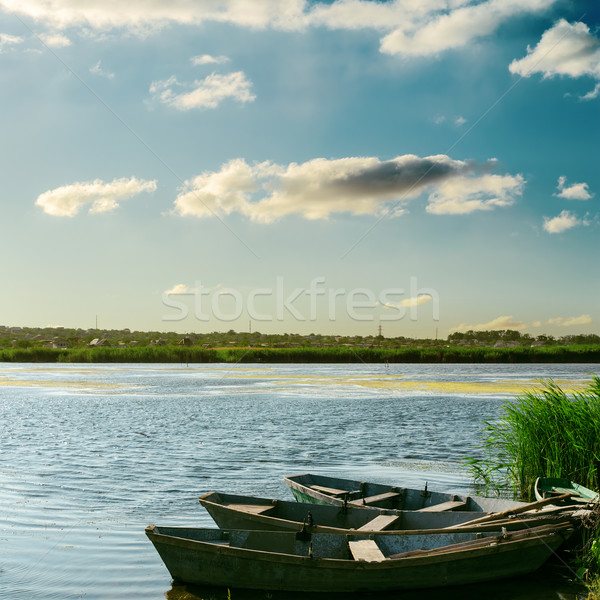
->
[467,376,600,500]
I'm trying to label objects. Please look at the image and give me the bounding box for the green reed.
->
[1,344,600,364]
[467,376,600,500]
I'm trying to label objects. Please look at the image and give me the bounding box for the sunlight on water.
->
[0,362,596,599]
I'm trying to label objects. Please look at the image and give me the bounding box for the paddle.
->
[448,493,573,528]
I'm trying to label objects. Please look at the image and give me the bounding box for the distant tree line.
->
[0,325,598,354]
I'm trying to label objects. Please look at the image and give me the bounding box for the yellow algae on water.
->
[350,378,587,395]
[221,372,588,396]
[0,377,140,393]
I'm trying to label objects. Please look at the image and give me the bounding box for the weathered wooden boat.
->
[145,522,574,592]
[284,473,525,512]
[199,491,576,534]
[534,477,599,504]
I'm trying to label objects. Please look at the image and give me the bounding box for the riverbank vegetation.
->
[467,377,600,497]
[467,377,600,595]
[1,325,599,362]
[1,343,600,363]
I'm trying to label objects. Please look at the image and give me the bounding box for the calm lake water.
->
[1,362,598,600]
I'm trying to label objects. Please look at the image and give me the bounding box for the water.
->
[0,362,597,599]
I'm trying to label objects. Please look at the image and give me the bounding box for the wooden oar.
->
[448,493,572,528]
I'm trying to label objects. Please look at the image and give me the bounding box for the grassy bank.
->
[467,376,600,498]
[1,343,600,363]
[467,377,600,595]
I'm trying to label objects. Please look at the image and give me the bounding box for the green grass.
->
[1,344,600,363]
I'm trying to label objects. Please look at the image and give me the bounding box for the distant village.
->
[1,325,598,350]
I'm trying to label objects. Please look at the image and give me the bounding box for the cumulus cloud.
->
[39,32,71,47]
[401,294,432,308]
[542,209,581,233]
[581,83,600,100]
[379,0,555,57]
[380,294,433,311]
[426,173,525,215]
[164,282,221,296]
[173,154,523,222]
[449,315,528,333]
[164,283,192,295]
[90,59,115,79]
[555,176,593,200]
[0,0,308,31]
[0,0,558,59]
[509,20,600,98]
[149,71,255,110]
[191,54,229,66]
[35,176,157,217]
[0,32,23,51]
[90,60,115,79]
[547,314,592,327]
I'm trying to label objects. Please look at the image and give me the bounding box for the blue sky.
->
[0,0,598,338]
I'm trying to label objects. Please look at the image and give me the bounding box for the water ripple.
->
[0,362,596,599]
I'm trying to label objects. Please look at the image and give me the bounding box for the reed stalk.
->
[467,376,600,500]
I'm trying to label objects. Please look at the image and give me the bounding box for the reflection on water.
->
[0,362,597,599]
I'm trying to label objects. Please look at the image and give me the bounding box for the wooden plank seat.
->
[417,500,467,512]
[349,492,401,507]
[310,484,353,497]
[349,539,386,562]
[356,514,401,532]
[228,503,274,515]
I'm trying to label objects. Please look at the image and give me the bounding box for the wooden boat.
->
[534,477,599,504]
[284,473,525,513]
[145,522,574,592]
[199,490,575,534]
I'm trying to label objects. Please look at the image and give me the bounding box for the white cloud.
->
[547,314,592,327]
[555,176,593,200]
[509,19,600,97]
[191,54,230,66]
[449,315,528,333]
[90,59,115,79]
[401,295,432,308]
[164,283,192,295]
[40,32,71,47]
[433,114,467,127]
[35,177,157,217]
[0,0,309,31]
[0,0,558,59]
[426,173,525,215]
[580,82,600,100]
[174,154,522,222]
[150,71,255,110]
[379,0,555,57]
[380,294,433,311]
[164,282,221,295]
[0,32,23,51]
[542,209,581,233]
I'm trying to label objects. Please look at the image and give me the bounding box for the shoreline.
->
[1,344,600,363]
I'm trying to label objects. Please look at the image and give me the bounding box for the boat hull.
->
[145,524,572,593]
[534,477,599,503]
[199,491,566,534]
[284,473,524,513]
